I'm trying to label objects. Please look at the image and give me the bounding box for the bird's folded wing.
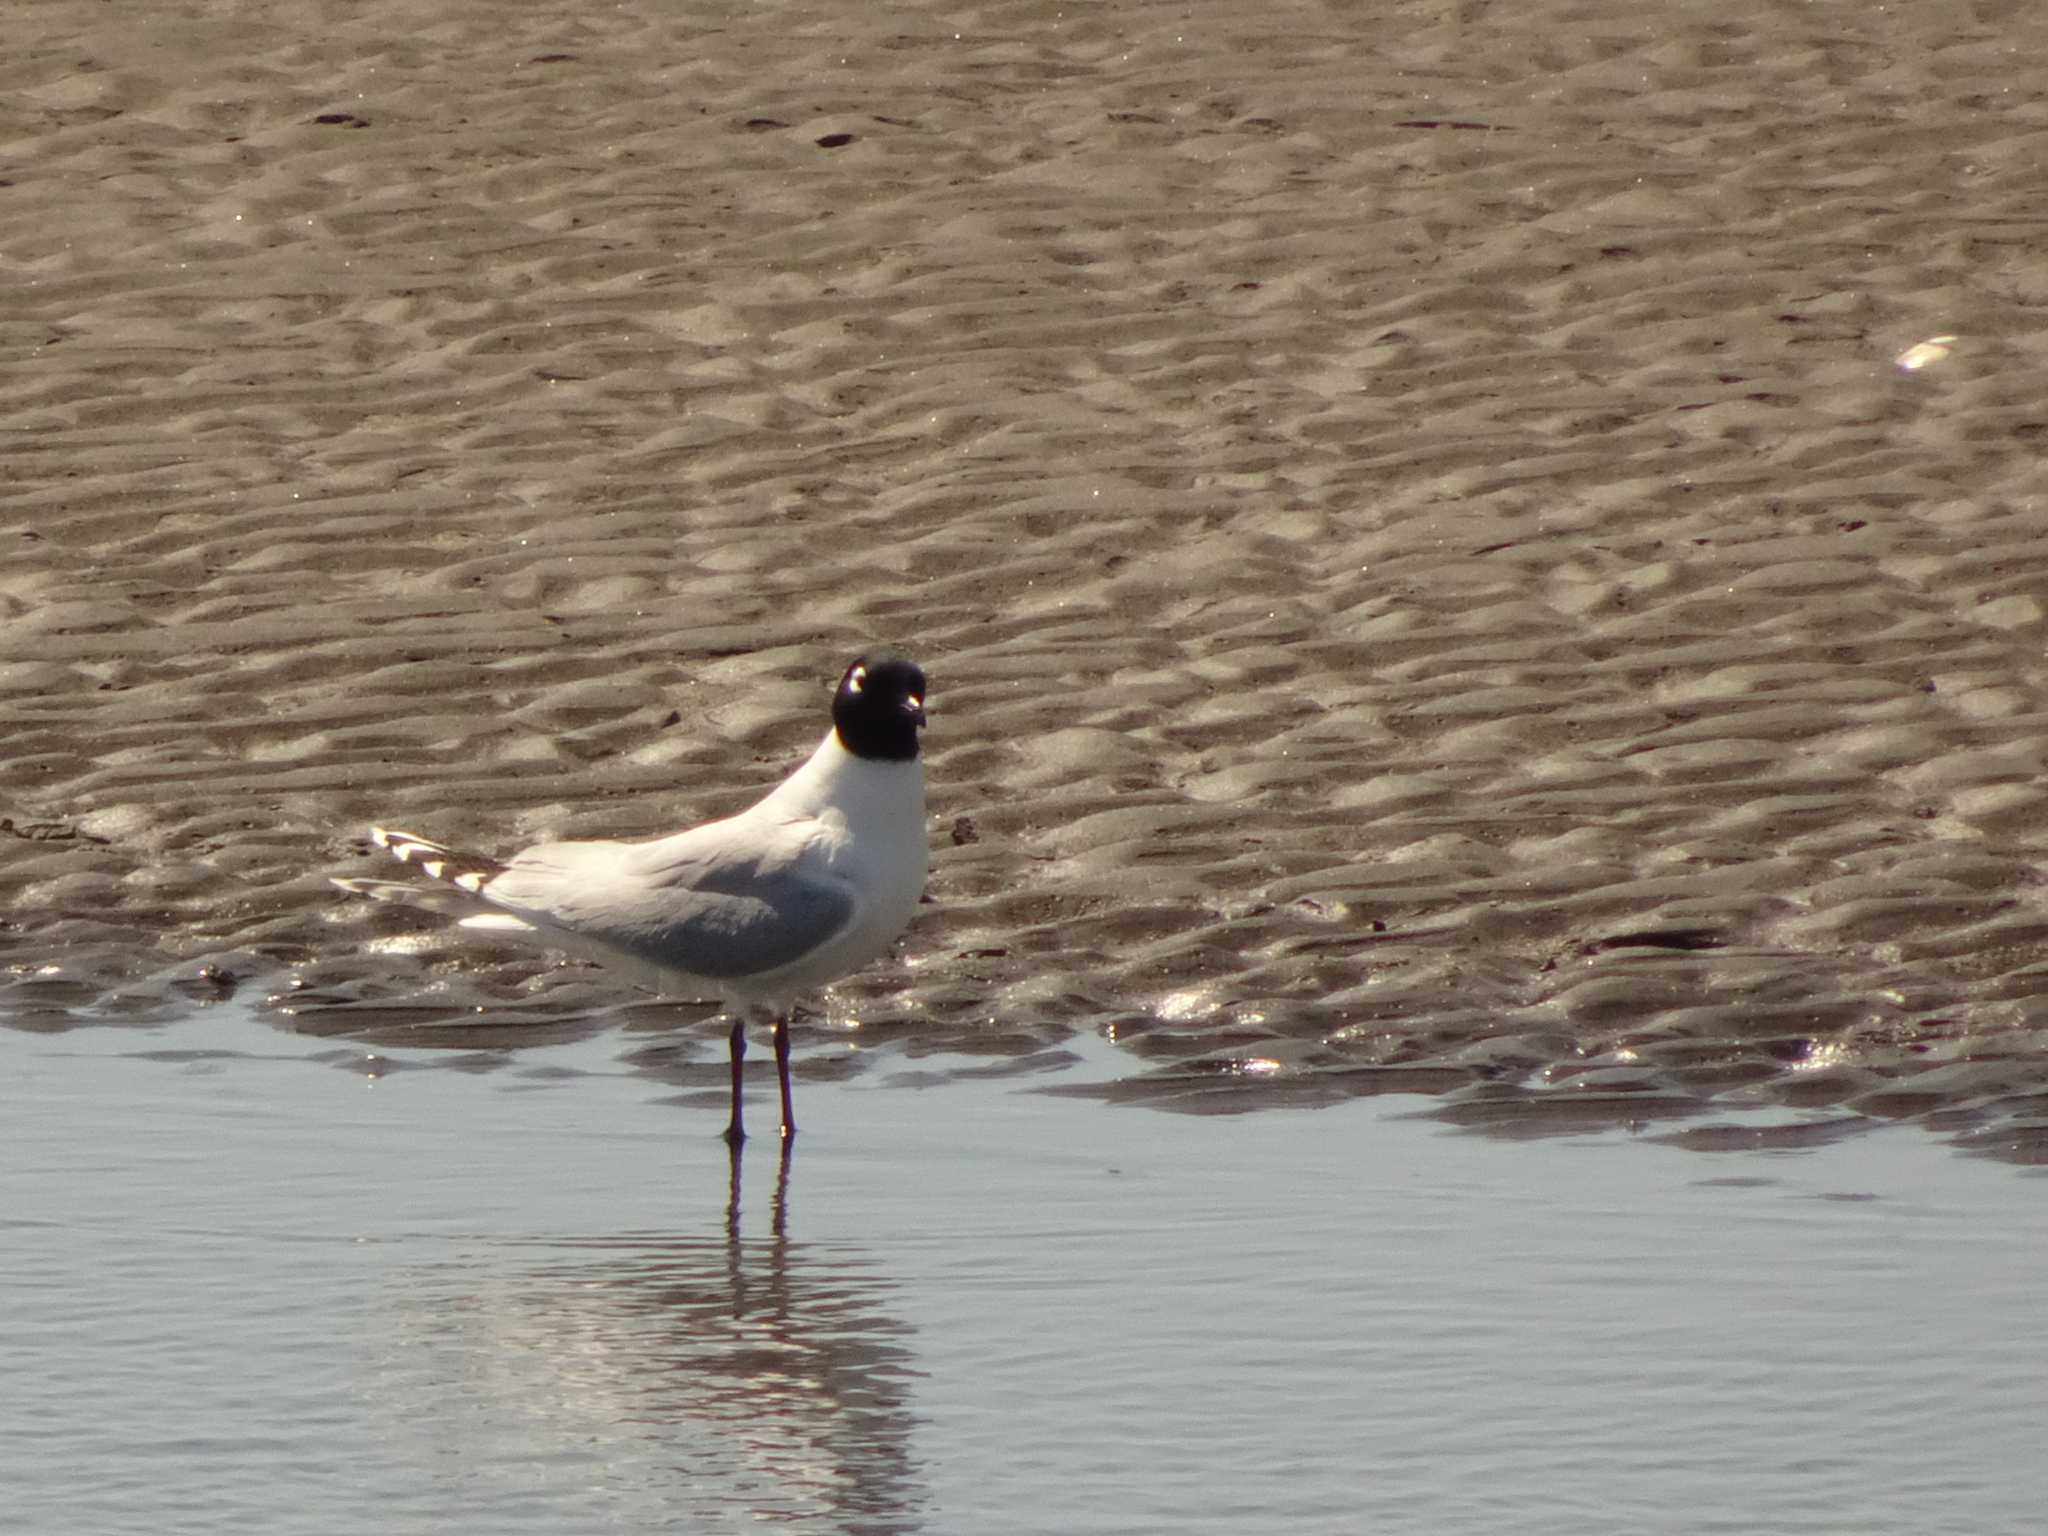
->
[481,835,856,981]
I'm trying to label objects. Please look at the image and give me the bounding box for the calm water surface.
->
[5,1002,2044,1535]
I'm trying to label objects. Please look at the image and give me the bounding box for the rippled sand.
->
[7,0,2048,1156]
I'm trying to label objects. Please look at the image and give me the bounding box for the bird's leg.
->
[723,1015,748,1146]
[772,1012,797,1142]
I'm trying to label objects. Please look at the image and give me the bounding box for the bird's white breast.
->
[742,730,929,999]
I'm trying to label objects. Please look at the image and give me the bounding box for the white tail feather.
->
[334,826,509,917]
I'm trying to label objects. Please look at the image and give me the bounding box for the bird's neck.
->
[763,729,923,819]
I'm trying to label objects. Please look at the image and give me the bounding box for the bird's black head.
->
[831,654,927,762]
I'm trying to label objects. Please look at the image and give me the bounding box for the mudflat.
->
[7,0,2048,1153]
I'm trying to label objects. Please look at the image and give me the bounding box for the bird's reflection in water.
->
[727,1134,791,1242]
[365,1143,927,1533]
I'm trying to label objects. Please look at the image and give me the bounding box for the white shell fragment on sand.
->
[1894,334,1958,372]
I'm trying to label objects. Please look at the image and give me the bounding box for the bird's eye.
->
[847,665,866,694]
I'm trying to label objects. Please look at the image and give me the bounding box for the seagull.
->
[332,654,929,1145]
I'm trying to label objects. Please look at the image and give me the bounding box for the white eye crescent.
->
[847,665,866,693]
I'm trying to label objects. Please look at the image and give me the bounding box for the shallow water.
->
[6,1005,2044,1535]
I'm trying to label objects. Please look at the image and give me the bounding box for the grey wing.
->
[480,832,855,982]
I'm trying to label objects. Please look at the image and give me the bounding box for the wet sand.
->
[7,0,2048,1154]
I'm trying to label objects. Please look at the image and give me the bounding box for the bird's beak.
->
[906,694,927,727]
